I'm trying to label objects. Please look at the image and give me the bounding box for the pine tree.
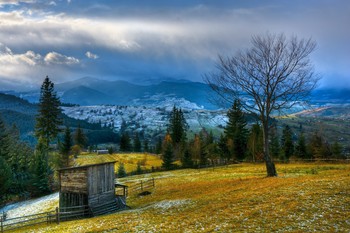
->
[133,133,142,152]
[35,76,62,147]
[181,147,194,168]
[224,99,248,161]
[155,137,162,154]
[0,116,10,161]
[0,156,12,201]
[74,125,88,149]
[167,106,188,146]
[218,134,230,163]
[33,138,51,194]
[143,139,149,153]
[120,132,131,152]
[331,142,343,159]
[60,126,72,167]
[295,132,308,159]
[308,132,323,160]
[281,125,294,161]
[162,142,174,170]
[117,163,127,178]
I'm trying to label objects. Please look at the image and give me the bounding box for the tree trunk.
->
[262,122,277,177]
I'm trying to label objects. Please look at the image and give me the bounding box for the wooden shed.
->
[58,162,125,216]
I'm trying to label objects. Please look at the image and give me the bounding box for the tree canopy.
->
[205,33,319,176]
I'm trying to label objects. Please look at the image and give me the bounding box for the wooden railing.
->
[126,178,155,196]
[0,210,55,232]
[0,205,90,232]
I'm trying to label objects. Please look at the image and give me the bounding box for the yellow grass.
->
[11,163,350,232]
[74,152,163,173]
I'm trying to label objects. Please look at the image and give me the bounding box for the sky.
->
[0,0,349,90]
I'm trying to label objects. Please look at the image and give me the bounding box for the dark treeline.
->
[158,101,346,171]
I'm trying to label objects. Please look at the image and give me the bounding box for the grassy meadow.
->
[74,152,163,174]
[10,160,350,233]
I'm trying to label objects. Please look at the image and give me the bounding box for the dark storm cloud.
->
[0,0,349,89]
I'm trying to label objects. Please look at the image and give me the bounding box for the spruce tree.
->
[133,133,142,152]
[143,139,149,153]
[281,125,294,161]
[331,142,343,159]
[218,134,230,163]
[308,132,323,160]
[117,163,127,178]
[33,138,51,194]
[295,132,308,159]
[155,137,162,154]
[182,147,194,168]
[35,76,62,147]
[60,126,72,167]
[0,156,12,201]
[224,99,248,161]
[74,125,88,149]
[167,106,188,145]
[0,116,10,161]
[120,132,131,152]
[162,142,174,170]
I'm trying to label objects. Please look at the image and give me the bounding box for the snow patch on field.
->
[152,199,193,210]
[0,193,59,219]
[130,199,194,214]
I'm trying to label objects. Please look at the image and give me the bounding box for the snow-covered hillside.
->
[62,104,227,137]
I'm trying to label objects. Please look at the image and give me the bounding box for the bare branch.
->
[204,32,319,177]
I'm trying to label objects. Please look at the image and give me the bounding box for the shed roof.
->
[58,161,116,172]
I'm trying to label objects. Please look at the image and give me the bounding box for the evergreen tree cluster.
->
[159,101,346,171]
[0,115,37,202]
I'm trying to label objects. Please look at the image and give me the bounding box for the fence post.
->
[56,207,60,225]
[152,178,155,187]
[141,180,143,191]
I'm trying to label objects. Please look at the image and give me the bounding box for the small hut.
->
[58,162,126,216]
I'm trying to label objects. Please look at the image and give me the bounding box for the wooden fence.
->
[0,205,90,232]
[124,178,155,196]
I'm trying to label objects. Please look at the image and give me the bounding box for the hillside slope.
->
[7,163,350,232]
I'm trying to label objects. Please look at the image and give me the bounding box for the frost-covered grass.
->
[8,163,350,232]
[0,193,58,220]
[75,152,163,173]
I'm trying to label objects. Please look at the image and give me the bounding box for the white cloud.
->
[44,51,79,65]
[85,51,98,59]
[0,0,35,6]
[0,43,41,66]
[0,43,79,84]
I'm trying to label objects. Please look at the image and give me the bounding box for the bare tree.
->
[205,33,319,176]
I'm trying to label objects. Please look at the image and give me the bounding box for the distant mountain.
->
[0,92,37,114]
[5,77,350,110]
[62,86,112,105]
[58,77,217,109]
[0,93,118,145]
[311,88,350,104]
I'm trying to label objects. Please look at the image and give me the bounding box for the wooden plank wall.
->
[87,163,114,195]
[59,192,88,209]
[88,190,115,208]
[60,168,88,193]
[87,163,116,207]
